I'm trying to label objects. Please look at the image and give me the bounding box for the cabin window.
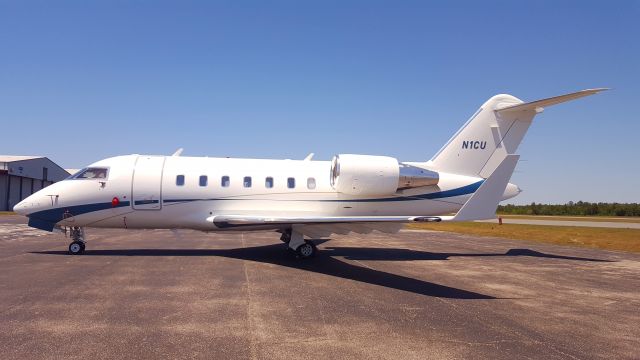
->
[199,175,208,187]
[265,177,274,188]
[221,176,230,187]
[176,175,185,186]
[307,177,316,190]
[243,176,252,188]
[287,177,295,189]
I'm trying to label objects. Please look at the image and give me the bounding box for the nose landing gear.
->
[67,227,86,255]
[69,241,85,254]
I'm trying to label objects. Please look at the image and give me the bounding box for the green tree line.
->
[497,202,640,217]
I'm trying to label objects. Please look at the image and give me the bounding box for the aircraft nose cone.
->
[13,200,28,215]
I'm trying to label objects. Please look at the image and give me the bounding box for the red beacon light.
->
[111,197,120,207]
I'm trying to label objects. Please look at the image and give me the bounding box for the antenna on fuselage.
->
[172,148,184,157]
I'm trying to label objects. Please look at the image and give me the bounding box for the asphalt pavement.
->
[0,215,638,359]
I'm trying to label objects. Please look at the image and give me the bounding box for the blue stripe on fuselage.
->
[134,199,160,205]
[27,201,131,225]
[334,180,483,202]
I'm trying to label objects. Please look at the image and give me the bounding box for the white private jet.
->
[14,88,606,258]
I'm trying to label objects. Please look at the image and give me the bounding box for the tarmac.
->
[0,215,638,359]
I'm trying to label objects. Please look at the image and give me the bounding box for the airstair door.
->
[132,156,165,210]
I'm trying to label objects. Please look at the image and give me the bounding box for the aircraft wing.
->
[207,215,442,226]
[206,215,441,237]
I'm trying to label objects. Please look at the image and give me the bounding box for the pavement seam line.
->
[241,233,258,360]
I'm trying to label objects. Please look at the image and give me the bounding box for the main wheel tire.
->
[69,241,85,255]
[296,241,316,259]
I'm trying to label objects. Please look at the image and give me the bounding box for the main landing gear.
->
[280,228,317,259]
[68,227,86,255]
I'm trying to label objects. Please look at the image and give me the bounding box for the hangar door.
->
[132,156,165,210]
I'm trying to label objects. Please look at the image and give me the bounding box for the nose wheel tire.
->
[296,241,316,259]
[68,241,85,255]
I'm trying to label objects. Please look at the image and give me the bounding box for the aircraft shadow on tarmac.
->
[31,242,611,300]
[323,247,613,262]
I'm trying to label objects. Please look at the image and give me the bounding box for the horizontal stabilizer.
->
[496,88,608,114]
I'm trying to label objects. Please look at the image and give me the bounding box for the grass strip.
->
[407,222,640,253]
[497,214,640,224]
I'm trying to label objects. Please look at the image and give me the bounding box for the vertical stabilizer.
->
[429,94,533,177]
[428,89,607,178]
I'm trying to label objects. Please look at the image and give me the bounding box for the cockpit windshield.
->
[69,167,109,180]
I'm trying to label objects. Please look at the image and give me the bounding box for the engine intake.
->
[330,154,439,196]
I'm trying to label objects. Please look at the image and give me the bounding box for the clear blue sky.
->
[1,1,638,204]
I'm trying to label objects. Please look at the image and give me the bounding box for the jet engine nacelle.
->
[330,154,439,196]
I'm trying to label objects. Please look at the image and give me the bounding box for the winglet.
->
[441,154,520,221]
[304,153,314,161]
[496,88,608,114]
[172,148,184,157]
